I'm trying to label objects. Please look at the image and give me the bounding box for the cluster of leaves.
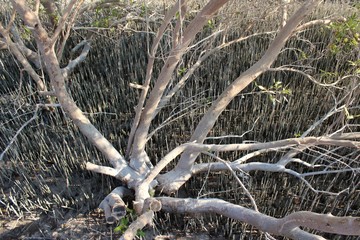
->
[113,208,146,237]
[90,1,150,28]
[348,59,360,74]
[92,7,124,28]
[320,12,360,123]
[328,13,360,54]
[255,80,292,106]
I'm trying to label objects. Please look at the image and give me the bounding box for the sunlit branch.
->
[86,162,118,178]
[158,197,360,237]
[269,67,345,88]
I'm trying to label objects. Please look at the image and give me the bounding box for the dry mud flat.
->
[1,209,226,240]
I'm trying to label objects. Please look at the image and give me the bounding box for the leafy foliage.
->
[255,79,292,106]
[114,208,145,237]
[328,13,360,53]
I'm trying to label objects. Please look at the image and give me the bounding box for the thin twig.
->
[202,151,259,211]
[0,104,61,161]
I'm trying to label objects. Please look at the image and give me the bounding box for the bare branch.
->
[158,197,360,238]
[295,18,345,32]
[61,40,91,79]
[126,0,189,157]
[205,117,260,141]
[85,162,119,178]
[269,66,344,88]
[56,0,84,60]
[186,135,360,152]
[0,23,46,90]
[158,0,324,193]
[130,0,229,166]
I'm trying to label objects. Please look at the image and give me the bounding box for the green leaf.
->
[274,81,283,90]
[137,230,146,237]
[294,133,301,138]
[282,88,292,95]
[301,52,307,60]
[258,85,267,91]
[177,67,187,76]
[114,217,130,233]
[207,19,214,29]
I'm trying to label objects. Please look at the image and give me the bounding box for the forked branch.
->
[130,0,229,163]
[126,0,189,157]
[0,23,46,91]
[157,0,326,193]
